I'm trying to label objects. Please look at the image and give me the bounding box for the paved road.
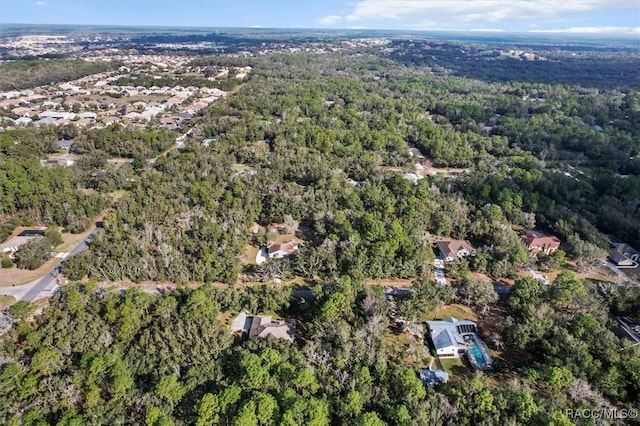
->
[0,282,37,300]
[4,226,100,302]
[603,260,632,282]
[21,267,61,302]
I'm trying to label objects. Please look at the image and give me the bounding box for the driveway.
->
[434,258,447,285]
[528,268,550,285]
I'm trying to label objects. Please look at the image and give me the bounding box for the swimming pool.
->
[469,342,487,365]
[466,336,494,370]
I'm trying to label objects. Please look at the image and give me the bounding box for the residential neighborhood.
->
[0,54,246,133]
[0,19,639,426]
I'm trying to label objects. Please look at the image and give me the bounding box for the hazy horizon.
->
[2,0,638,35]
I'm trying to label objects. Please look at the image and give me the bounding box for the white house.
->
[255,240,300,265]
[427,317,478,358]
[15,117,33,126]
[40,111,76,120]
[427,317,495,370]
[79,112,97,120]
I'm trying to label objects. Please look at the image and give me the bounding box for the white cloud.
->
[248,25,264,28]
[336,1,636,29]
[318,15,344,26]
[530,26,640,34]
[469,28,506,32]
[36,1,47,5]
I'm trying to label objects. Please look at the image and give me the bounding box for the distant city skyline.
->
[1,0,639,35]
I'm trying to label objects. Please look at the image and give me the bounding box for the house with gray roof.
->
[230,310,295,342]
[426,317,494,370]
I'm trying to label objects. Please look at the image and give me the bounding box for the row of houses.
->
[434,230,561,262]
[252,231,565,268]
[0,62,234,132]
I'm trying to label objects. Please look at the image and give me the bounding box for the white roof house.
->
[40,111,76,120]
[427,317,478,358]
[79,112,97,120]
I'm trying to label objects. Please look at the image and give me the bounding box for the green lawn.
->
[426,304,479,322]
[439,357,471,378]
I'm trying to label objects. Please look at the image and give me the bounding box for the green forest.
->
[0,60,117,91]
[1,276,639,425]
[1,38,639,425]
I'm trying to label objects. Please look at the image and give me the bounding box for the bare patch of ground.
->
[242,245,261,266]
[415,162,470,179]
[367,278,414,288]
[0,257,61,287]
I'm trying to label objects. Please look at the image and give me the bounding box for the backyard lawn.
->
[426,304,479,322]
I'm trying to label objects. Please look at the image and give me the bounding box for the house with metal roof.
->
[426,317,494,370]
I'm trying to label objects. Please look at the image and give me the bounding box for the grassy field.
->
[367,278,414,288]
[0,295,15,309]
[243,245,261,266]
[439,357,465,371]
[426,304,479,322]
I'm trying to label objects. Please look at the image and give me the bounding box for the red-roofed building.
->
[436,240,476,262]
[522,231,561,256]
[268,240,299,259]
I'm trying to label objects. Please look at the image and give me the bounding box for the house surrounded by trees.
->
[436,240,476,262]
[522,231,561,256]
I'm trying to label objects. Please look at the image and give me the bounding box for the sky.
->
[1,0,639,34]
